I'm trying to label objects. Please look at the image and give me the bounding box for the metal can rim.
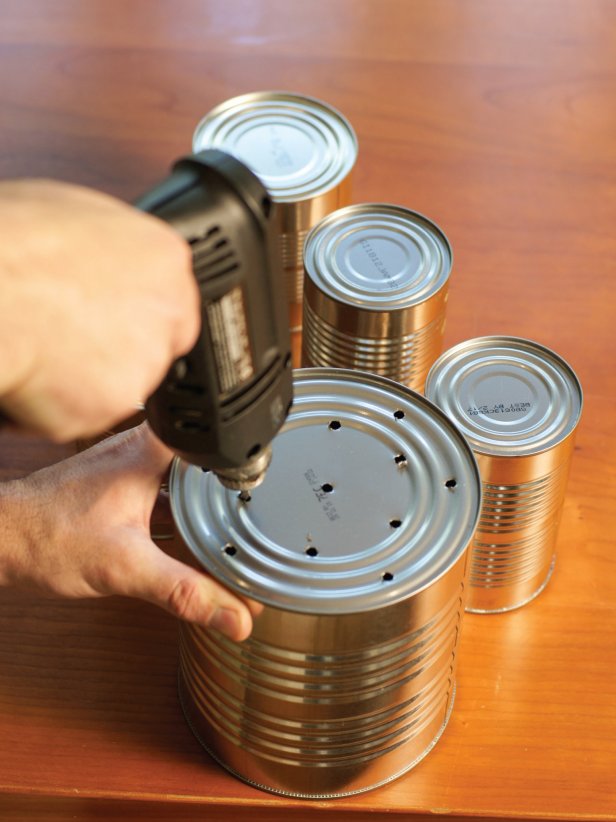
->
[170,367,481,615]
[425,335,583,457]
[304,203,452,311]
[192,90,358,203]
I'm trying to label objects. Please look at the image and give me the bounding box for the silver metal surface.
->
[171,368,481,797]
[178,671,457,799]
[171,368,479,614]
[303,204,451,308]
[425,336,582,456]
[426,337,583,613]
[193,91,357,202]
[192,92,357,345]
[301,204,452,392]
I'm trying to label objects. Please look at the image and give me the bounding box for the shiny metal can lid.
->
[192,92,358,202]
[304,204,452,310]
[425,336,583,457]
[170,368,480,614]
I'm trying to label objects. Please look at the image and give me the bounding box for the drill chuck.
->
[214,446,272,492]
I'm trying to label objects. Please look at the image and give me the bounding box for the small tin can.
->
[301,204,452,392]
[170,368,481,798]
[192,91,358,362]
[425,337,583,613]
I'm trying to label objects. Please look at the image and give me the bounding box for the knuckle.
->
[167,577,207,623]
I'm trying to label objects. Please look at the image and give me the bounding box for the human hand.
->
[0,424,260,641]
[0,178,200,441]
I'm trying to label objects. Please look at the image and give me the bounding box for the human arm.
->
[0,424,259,641]
[0,178,200,441]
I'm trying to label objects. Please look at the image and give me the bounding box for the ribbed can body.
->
[469,444,575,611]
[178,557,465,798]
[170,368,481,796]
[302,287,448,391]
[276,177,355,312]
[301,205,452,392]
[426,337,583,613]
[192,92,357,360]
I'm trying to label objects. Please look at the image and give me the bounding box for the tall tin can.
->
[170,368,481,798]
[425,337,583,613]
[301,204,452,392]
[192,92,358,363]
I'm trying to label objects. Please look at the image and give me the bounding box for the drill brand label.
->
[206,287,254,394]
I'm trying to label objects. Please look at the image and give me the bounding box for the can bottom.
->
[465,554,556,614]
[178,671,456,800]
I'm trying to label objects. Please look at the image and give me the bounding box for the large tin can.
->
[425,337,583,613]
[170,368,481,798]
[192,92,358,362]
[301,204,452,392]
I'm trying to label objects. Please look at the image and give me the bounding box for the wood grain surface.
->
[1,1,615,820]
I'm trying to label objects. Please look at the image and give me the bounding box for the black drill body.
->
[136,150,293,486]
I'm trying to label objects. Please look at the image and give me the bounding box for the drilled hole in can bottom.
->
[223,544,237,556]
[389,519,402,529]
[328,420,342,430]
[321,483,334,493]
[305,546,319,557]
[394,410,405,420]
[445,478,457,489]
[382,572,394,582]
[394,454,407,465]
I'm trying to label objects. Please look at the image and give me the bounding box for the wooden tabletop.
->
[1,1,615,820]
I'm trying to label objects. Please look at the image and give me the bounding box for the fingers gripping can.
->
[170,368,481,798]
[75,409,176,543]
[425,337,583,613]
[301,204,452,392]
[192,92,358,362]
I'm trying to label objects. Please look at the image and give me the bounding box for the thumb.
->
[111,531,257,641]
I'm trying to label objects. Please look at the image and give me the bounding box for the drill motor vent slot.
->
[189,226,239,283]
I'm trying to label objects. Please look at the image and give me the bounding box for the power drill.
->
[135,150,293,492]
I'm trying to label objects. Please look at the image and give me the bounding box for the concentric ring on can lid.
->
[425,336,583,456]
[170,368,480,615]
[304,204,452,310]
[192,92,358,202]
